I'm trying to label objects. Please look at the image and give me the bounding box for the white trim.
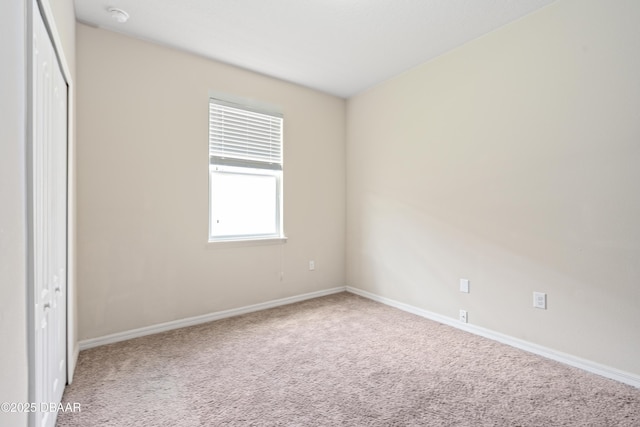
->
[346,286,640,389]
[208,90,284,116]
[79,287,347,350]
[206,236,288,248]
[66,84,77,384]
[67,341,79,385]
[37,0,72,86]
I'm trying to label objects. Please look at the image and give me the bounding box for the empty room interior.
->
[2,0,640,426]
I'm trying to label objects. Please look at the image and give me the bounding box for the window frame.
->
[207,97,286,244]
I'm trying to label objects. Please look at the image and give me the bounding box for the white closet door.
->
[32,1,67,426]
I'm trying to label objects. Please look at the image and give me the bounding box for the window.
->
[208,99,284,242]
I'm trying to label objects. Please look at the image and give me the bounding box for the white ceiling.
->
[74,0,556,98]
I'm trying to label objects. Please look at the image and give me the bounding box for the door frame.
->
[26,0,77,424]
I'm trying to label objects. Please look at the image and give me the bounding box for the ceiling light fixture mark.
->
[108,7,129,24]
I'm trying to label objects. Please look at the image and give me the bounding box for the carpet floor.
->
[57,292,640,426]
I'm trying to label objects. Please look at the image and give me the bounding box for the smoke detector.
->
[108,7,129,23]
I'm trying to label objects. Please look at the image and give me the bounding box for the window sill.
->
[206,236,288,249]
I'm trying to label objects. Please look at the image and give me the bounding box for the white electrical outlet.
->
[459,309,468,323]
[460,279,470,293]
[533,292,547,309]
[309,260,315,271]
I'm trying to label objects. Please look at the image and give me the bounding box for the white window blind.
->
[209,99,283,170]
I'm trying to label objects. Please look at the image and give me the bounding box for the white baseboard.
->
[78,284,639,389]
[79,286,347,350]
[346,286,640,389]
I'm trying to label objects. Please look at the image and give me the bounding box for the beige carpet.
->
[57,292,640,426]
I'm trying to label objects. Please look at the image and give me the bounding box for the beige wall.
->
[76,24,346,340]
[347,0,640,375]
